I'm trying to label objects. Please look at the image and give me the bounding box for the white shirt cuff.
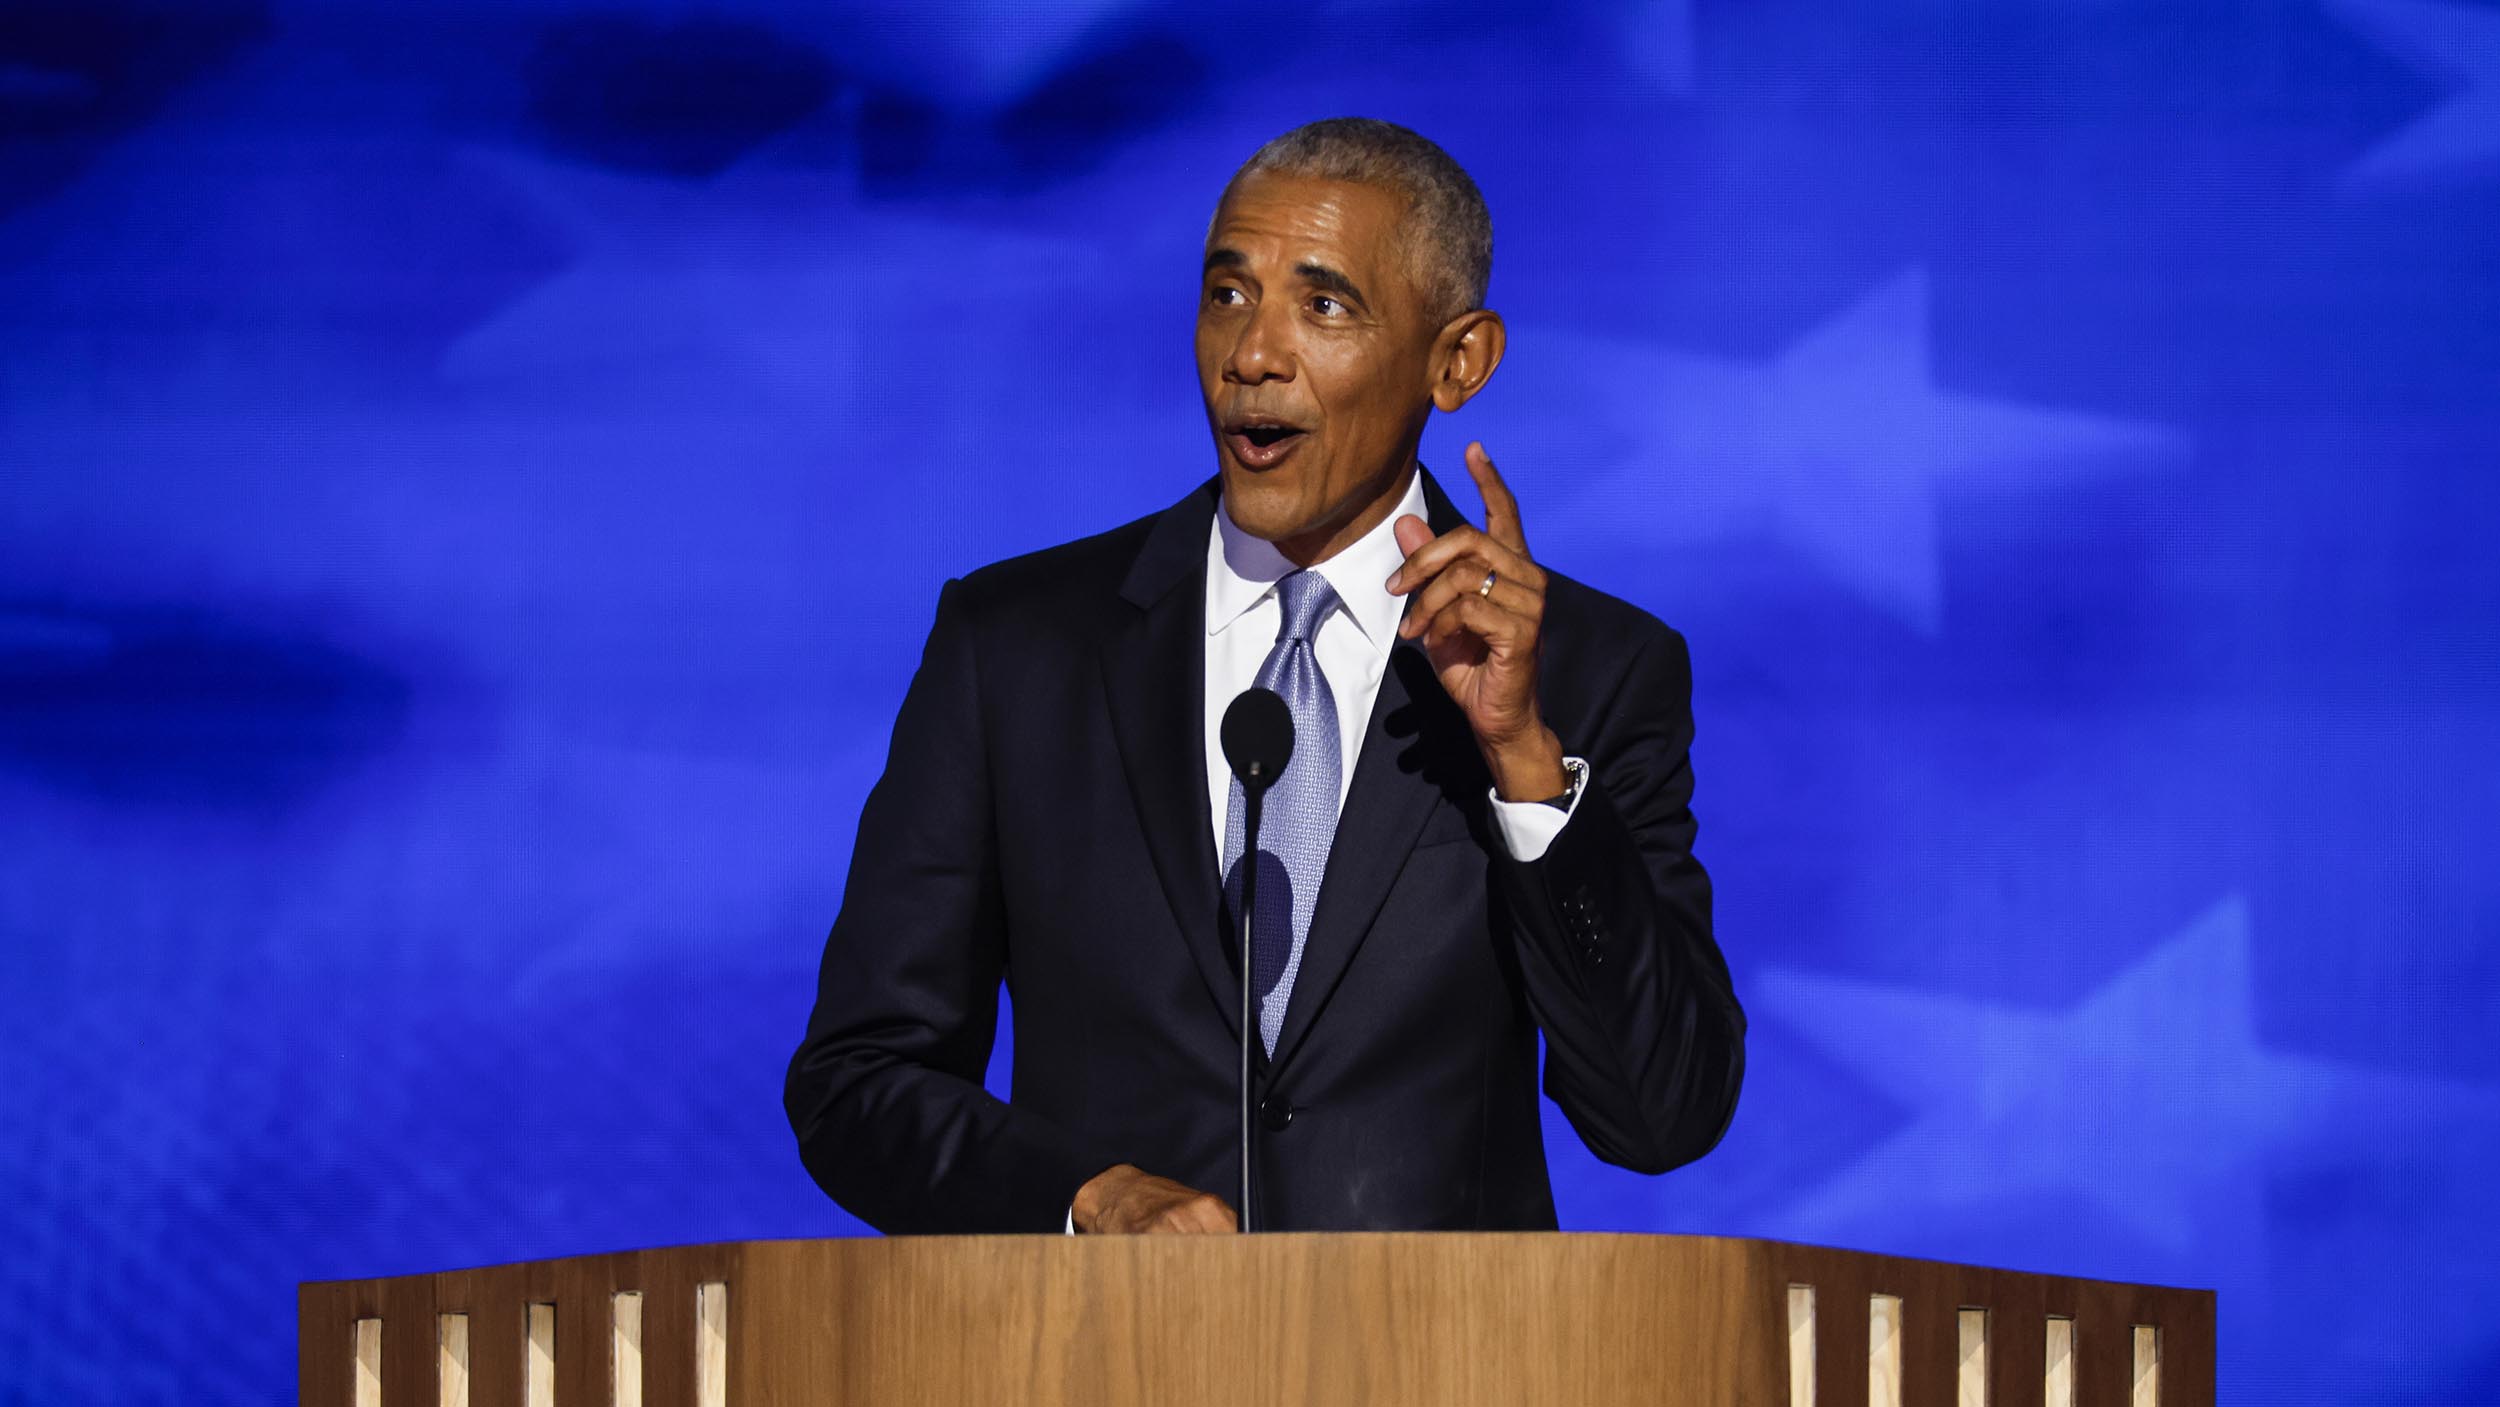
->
[1486,757,1589,862]
[1065,1206,1076,1235]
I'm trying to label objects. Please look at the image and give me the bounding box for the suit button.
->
[1259,1096,1295,1132]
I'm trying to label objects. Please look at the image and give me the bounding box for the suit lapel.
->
[1100,479,1238,1040]
[1268,470,1478,1070]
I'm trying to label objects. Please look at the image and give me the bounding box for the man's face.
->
[1197,171,1445,559]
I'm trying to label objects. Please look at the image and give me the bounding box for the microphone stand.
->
[1220,685,1288,1236]
[1237,784,1264,1235]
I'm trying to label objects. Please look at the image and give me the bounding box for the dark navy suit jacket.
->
[785,470,1745,1232]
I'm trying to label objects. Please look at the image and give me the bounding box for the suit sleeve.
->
[1492,625,1746,1175]
[784,579,1119,1233]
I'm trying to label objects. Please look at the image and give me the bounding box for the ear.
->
[1428,309,1507,413]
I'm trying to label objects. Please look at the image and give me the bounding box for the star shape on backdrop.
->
[1498,271,2190,633]
[1747,896,2500,1278]
[440,145,1092,405]
[2326,0,2500,191]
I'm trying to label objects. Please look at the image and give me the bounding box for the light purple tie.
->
[1222,569,1343,1055]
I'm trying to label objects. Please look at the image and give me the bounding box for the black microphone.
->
[1221,686,1294,793]
[1219,686,1293,1233]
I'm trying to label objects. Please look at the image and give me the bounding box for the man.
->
[785,118,1743,1234]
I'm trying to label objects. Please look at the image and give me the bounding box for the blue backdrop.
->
[3,0,2496,1400]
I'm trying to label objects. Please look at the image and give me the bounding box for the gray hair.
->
[1223,117,1493,325]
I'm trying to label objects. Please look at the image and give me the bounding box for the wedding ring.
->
[1478,569,1498,598]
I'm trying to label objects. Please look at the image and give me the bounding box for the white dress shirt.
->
[1202,469,1583,865]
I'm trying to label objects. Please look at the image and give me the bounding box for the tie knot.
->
[1273,569,1339,644]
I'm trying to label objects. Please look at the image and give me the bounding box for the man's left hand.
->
[1387,441,1568,802]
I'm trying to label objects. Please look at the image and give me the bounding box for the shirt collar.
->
[1206,468,1426,652]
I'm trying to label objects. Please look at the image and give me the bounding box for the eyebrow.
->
[1201,249,1370,309]
[1294,261,1368,307]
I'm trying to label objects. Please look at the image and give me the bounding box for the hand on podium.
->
[1071,1164,1239,1234]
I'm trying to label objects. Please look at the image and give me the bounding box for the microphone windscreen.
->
[1220,687,1295,791]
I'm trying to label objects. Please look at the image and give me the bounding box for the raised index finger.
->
[1466,441,1529,556]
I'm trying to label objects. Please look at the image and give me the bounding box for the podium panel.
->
[301,1234,2213,1406]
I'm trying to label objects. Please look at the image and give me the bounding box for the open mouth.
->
[1223,415,1309,468]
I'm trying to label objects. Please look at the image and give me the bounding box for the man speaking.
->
[785,118,1744,1235]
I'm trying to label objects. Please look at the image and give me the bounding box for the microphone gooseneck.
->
[1220,686,1294,1233]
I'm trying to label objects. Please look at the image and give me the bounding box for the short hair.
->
[1221,117,1493,325]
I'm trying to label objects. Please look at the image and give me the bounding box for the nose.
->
[1222,298,1295,386]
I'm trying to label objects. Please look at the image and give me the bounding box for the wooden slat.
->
[2047,1317,2077,1407]
[524,1304,555,1407]
[696,1281,728,1407]
[354,1318,382,1407]
[1956,1309,1989,1407]
[439,1313,470,1407]
[1867,1294,1902,1407]
[1788,1285,1817,1407]
[612,1291,643,1407]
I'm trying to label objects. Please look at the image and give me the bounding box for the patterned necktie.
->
[1222,569,1344,1056]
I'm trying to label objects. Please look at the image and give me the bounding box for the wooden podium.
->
[301,1234,2212,1406]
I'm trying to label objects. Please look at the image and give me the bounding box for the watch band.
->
[1534,756,1588,812]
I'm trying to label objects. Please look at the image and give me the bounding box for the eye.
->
[1312,295,1346,317]
[1208,285,1247,306]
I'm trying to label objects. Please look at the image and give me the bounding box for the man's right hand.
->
[1070,1164,1238,1234]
